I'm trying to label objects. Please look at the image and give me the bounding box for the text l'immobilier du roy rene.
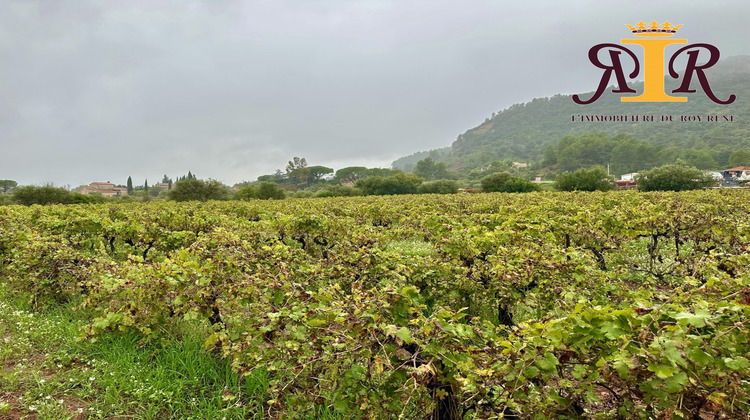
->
[571,114,736,122]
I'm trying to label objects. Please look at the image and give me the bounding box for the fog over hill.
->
[393,55,750,174]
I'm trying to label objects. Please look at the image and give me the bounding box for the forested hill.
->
[393,55,750,173]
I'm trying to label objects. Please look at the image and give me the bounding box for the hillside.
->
[393,55,750,173]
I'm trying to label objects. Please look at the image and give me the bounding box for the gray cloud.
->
[1,0,748,187]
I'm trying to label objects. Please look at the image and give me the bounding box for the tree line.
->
[542,133,750,175]
[1,160,719,206]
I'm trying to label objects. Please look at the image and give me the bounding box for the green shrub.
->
[417,180,458,194]
[555,166,614,191]
[637,163,717,191]
[315,185,361,197]
[480,172,539,193]
[12,185,73,205]
[255,182,286,200]
[234,185,257,201]
[356,173,423,195]
[0,193,13,206]
[168,179,231,202]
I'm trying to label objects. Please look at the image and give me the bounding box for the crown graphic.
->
[626,21,682,37]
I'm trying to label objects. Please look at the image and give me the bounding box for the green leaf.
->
[396,327,414,344]
[663,372,687,392]
[673,310,710,328]
[723,357,750,371]
[536,353,559,371]
[663,343,686,368]
[549,388,571,405]
[571,364,588,380]
[613,359,631,378]
[524,366,540,378]
[306,315,329,327]
[345,364,367,382]
[401,285,421,301]
[601,321,628,339]
[686,348,712,367]
[648,362,678,379]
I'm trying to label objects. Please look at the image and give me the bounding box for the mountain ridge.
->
[393,55,750,173]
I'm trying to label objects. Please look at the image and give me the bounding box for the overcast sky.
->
[2,0,748,187]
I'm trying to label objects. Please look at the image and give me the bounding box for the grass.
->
[0,286,270,419]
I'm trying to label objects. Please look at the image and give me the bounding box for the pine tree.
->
[127,176,133,194]
[144,179,149,192]
[187,171,193,180]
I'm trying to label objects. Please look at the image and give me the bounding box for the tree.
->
[315,185,360,197]
[126,176,133,194]
[334,167,370,185]
[557,141,588,172]
[501,177,542,193]
[555,167,614,191]
[12,185,73,205]
[144,179,149,193]
[487,160,513,173]
[285,157,309,187]
[542,146,557,167]
[481,172,540,193]
[235,185,257,201]
[414,158,452,180]
[728,150,750,167]
[610,139,648,175]
[286,157,307,174]
[167,179,231,201]
[306,166,334,184]
[256,175,276,183]
[417,180,458,194]
[0,193,12,206]
[0,180,18,193]
[367,168,397,178]
[681,150,716,170]
[481,172,512,191]
[636,163,717,192]
[149,186,164,197]
[255,182,286,200]
[356,173,423,195]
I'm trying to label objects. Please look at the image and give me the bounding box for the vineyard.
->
[1,191,749,419]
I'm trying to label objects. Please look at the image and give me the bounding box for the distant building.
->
[706,171,724,181]
[80,182,128,197]
[722,167,750,182]
[153,182,171,190]
[614,180,637,190]
[620,173,638,182]
[458,188,480,193]
[714,166,750,187]
[512,162,528,169]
